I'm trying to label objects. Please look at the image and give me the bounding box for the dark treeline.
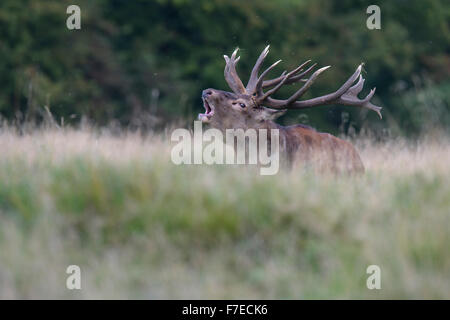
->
[0,0,448,135]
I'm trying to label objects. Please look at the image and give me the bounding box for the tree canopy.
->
[0,0,448,135]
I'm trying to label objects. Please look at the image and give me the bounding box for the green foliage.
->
[0,0,448,134]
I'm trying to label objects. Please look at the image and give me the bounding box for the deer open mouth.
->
[198,98,214,122]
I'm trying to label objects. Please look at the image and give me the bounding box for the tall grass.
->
[0,127,449,299]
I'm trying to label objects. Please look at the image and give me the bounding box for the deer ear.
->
[258,107,287,121]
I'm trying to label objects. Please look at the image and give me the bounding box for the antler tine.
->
[347,74,365,96]
[283,62,317,84]
[284,66,331,104]
[262,60,313,89]
[262,64,382,118]
[330,64,363,97]
[337,86,382,119]
[254,60,282,94]
[341,74,382,118]
[261,73,289,100]
[246,45,270,92]
[260,64,312,100]
[223,48,246,94]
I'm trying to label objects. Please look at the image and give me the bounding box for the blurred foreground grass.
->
[0,128,449,299]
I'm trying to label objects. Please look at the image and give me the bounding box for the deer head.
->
[199,45,382,131]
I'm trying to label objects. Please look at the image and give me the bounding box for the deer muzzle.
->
[198,97,215,122]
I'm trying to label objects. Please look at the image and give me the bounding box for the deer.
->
[198,46,382,174]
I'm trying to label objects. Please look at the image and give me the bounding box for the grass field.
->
[0,127,449,299]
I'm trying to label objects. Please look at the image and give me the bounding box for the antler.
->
[222,46,382,119]
[245,45,315,92]
[223,48,246,94]
[246,45,270,93]
[262,60,315,89]
[225,45,311,94]
[261,64,382,118]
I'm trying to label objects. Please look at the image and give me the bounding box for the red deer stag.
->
[198,46,382,173]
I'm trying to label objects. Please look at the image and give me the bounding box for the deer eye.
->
[239,103,246,108]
